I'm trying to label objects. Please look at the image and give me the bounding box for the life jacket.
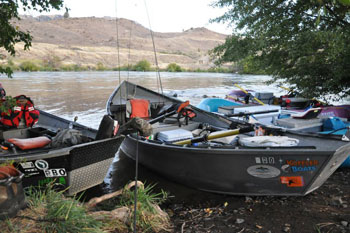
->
[126,99,150,119]
[1,95,40,128]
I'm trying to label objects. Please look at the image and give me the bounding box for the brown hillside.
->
[2,16,228,69]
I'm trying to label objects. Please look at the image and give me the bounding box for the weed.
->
[118,183,171,232]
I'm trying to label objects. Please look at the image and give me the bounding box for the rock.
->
[233,209,238,214]
[111,206,130,223]
[283,226,291,232]
[170,203,183,211]
[342,204,348,209]
[330,196,344,206]
[236,218,245,224]
[341,221,348,227]
[245,196,253,203]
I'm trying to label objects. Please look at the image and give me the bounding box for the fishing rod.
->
[225,109,279,117]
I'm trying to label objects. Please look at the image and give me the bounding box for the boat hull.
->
[121,135,349,196]
[8,137,123,195]
[0,111,124,195]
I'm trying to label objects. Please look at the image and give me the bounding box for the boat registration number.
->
[44,168,67,177]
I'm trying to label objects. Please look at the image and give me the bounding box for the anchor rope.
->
[114,0,124,124]
[143,0,164,99]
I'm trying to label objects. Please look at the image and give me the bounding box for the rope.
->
[127,16,134,83]
[143,0,164,99]
[133,133,139,233]
[114,1,122,86]
[114,0,124,124]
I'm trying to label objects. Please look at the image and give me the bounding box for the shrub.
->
[96,62,106,71]
[166,63,182,72]
[41,55,62,71]
[19,61,40,71]
[133,60,151,71]
[118,183,170,232]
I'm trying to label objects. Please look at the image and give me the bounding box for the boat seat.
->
[7,136,51,150]
[95,115,116,140]
[0,128,31,141]
[152,121,200,134]
[291,108,322,119]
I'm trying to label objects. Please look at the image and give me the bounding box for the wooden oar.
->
[174,126,253,145]
[234,83,265,105]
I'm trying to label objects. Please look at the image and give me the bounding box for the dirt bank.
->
[108,153,349,233]
[163,168,350,233]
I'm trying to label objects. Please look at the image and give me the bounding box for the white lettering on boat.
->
[44,168,67,177]
[255,157,275,164]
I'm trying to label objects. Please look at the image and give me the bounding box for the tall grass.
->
[26,185,103,233]
[0,182,171,233]
[118,183,171,232]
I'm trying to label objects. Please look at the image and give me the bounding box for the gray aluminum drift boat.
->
[0,111,124,195]
[107,81,350,196]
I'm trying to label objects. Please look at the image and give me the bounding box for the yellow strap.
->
[234,84,265,105]
[174,129,241,145]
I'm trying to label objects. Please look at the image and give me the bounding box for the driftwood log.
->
[86,181,144,209]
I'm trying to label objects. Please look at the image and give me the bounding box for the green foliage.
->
[207,66,234,73]
[118,183,169,232]
[166,63,182,72]
[0,96,17,114]
[96,62,106,71]
[0,0,64,77]
[239,56,266,75]
[26,185,103,233]
[133,59,151,71]
[41,55,62,71]
[19,60,40,71]
[61,64,89,71]
[211,0,350,100]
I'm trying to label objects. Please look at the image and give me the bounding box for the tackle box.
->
[157,129,193,143]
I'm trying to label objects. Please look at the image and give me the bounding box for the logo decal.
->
[35,160,49,170]
[285,160,318,173]
[247,165,281,178]
[20,162,35,169]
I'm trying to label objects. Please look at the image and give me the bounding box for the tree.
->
[0,0,64,77]
[166,63,182,72]
[133,60,151,71]
[211,0,350,100]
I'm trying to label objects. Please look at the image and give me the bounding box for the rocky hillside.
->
[3,16,228,69]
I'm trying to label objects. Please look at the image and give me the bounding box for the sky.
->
[21,0,232,34]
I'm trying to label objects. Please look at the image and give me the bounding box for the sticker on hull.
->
[247,165,281,178]
[44,168,67,177]
[280,176,304,187]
